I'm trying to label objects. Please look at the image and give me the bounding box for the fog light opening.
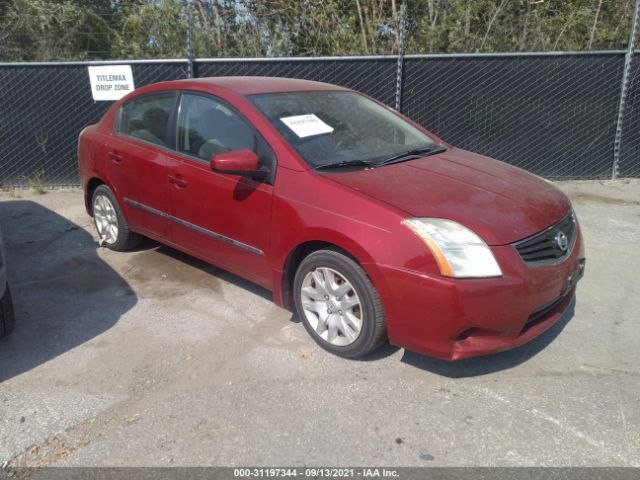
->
[455,327,495,342]
[455,329,475,341]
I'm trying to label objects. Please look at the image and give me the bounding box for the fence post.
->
[612,0,639,179]
[394,1,406,112]
[185,0,195,79]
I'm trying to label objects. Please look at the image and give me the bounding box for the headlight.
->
[401,218,502,278]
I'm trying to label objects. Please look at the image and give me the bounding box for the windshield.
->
[249,91,436,168]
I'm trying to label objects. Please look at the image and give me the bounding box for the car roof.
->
[164,76,351,96]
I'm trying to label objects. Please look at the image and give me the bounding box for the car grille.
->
[513,210,577,265]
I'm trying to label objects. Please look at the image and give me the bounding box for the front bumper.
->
[366,226,585,360]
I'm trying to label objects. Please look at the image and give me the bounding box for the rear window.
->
[117,92,176,147]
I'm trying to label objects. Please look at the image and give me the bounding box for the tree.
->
[0,0,636,61]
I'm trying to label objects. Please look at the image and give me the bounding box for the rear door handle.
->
[108,150,123,163]
[167,173,188,189]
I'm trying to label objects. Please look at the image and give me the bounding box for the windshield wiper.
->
[380,145,447,166]
[314,159,378,170]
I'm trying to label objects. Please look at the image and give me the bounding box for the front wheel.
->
[293,249,387,358]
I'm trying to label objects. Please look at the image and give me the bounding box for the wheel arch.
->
[84,177,106,216]
[279,238,373,311]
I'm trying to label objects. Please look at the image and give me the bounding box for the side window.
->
[177,93,257,161]
[118,92,176,147]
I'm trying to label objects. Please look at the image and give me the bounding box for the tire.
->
[1,283,15,337]
[293,248,387,358]
[92,185,142,251]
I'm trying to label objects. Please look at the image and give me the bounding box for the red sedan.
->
[78,77,585,360]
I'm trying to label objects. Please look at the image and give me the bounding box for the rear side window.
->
[117,92,176,147]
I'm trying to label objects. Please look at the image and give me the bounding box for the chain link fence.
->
[195,57,399,107]
[619,52,640,178]
[1,49,640,188]
[402,52,625,179]
[0,61,189,187]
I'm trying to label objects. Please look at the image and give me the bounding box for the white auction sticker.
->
[87,65,135,101]
[280,114,334,138]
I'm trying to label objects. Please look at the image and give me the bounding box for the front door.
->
[165,92,275,287]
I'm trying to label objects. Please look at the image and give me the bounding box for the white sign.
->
[87,65,135,101]
[280,114,334,138]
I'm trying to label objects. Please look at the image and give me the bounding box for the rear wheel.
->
[293,249,387,358]
[92,185,142,251]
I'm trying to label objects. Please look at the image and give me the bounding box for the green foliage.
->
[26,169,47,195]
[0,0,636,61]
[114,1,186,58]
[0,0,118,60]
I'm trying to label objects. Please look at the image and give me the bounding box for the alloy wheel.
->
[300,267,363,346]
[93,194,119,245]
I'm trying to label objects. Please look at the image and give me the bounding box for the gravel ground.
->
[0,180,638,467]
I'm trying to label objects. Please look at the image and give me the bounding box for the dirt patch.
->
[120,246,223,300]
[569,192,640,206]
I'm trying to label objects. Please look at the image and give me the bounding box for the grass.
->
[26,170,47,195]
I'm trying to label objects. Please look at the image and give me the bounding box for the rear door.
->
[107,91,177,238]
[164,92,275,287]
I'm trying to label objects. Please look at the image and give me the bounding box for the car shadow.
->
[361,342,401,360]
[151,243,274,302]
[399,298,576,377]
[0,200,137,382]
[85,231,575,376]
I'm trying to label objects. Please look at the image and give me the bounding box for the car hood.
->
[325,147,571,245]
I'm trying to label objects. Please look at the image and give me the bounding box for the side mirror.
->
[210,149,265,179]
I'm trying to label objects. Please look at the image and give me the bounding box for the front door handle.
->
[108,150,123,163]
[167,173,188,189]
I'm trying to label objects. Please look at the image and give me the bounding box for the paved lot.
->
[0,180,639,467]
